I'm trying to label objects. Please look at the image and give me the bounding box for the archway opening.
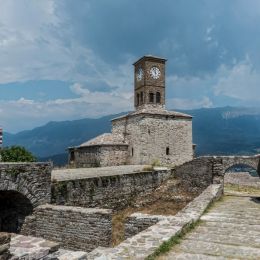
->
[224,164,260,196]
[0,191,33,233]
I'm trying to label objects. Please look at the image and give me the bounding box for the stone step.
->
[186,231,260,248]
[177,239,260,259]
[200,220,260,231]
[160,252,229,260]
[194,224,260,236]
[201,215,260,225]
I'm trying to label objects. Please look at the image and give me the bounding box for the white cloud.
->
[213,59,260,101]
[167,97,213,110]
[0,82,133,132]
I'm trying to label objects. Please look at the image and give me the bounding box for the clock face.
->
[136,67,143,81]
[149,66,161,79]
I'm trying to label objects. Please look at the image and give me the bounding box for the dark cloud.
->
[56,0,260,76]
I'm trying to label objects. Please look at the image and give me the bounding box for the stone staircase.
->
[161,195,260,259]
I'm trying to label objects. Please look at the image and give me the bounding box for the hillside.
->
[4,107,260,165]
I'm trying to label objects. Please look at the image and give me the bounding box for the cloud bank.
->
[1,0,260,132]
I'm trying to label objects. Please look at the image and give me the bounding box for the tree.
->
[0,146,36,162]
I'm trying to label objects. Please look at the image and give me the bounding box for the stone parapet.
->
[52,168,171,210]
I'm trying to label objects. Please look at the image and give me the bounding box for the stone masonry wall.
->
[73,145,128,168]
[0,162,52,207]
[21,205,112,252]
[52,169,171,210]
[124,214,160,239]
[99,145,128,167]
[112,114,193,166]
[173,157,215,195]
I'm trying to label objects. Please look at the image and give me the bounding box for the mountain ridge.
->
[3,107,260,165]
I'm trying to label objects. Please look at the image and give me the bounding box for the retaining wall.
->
[52,169,171,209]
[21,205,112,252]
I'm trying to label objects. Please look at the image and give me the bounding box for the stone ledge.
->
[36,204,112,215]
[88,184,223,259]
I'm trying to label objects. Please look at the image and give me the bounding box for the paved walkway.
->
[161,195,260,259]
[52,165,147,181]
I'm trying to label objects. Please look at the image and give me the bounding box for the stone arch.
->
[225,163,258,176]
[0,190,33,233]
[0,162,52,207]
[0,177,42,208]
[222,157,260,176]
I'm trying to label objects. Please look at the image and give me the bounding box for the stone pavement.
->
[52,165,148,181]
[161,195,260,259]
[9,234,87,259]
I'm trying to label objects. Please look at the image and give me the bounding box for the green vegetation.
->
[225,183,260,195]
[151,159,161,167]
[0,146,36,162]
[146,221,200,260]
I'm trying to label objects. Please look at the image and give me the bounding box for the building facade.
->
[68,55,193,167]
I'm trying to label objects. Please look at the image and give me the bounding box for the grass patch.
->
[225,183,260,195]
[146,221,200,260]
[202,195,225,215]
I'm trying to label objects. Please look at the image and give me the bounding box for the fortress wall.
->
[51,169,171,209]
[0,162,52,206]
[173,157,215,195]
[21,205,112,252]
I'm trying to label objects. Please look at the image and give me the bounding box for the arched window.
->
[149,92,154,103]
[166,147,170,155]
[140,92,144,104]
[131,148,134,156]
[137,93,140,106]
[156,92,161,103]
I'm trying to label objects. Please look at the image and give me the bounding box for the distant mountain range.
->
[4,107,260,166]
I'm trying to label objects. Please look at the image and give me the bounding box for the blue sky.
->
[1,0,260,132]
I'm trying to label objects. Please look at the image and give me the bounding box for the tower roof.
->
[133,55,167,65]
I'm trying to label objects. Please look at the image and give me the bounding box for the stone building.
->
[68,55,193,167]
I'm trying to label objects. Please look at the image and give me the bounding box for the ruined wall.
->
[72,145,128,168]
[124,213,160,239]
[173,157,224,195]
[112,114,193,166]
[22,205,112,252]
[52,169,171,209]
[0,162,52,207]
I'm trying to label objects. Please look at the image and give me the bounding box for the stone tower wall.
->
[112,115,193,166]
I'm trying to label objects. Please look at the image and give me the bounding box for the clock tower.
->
[133,55,167,110]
